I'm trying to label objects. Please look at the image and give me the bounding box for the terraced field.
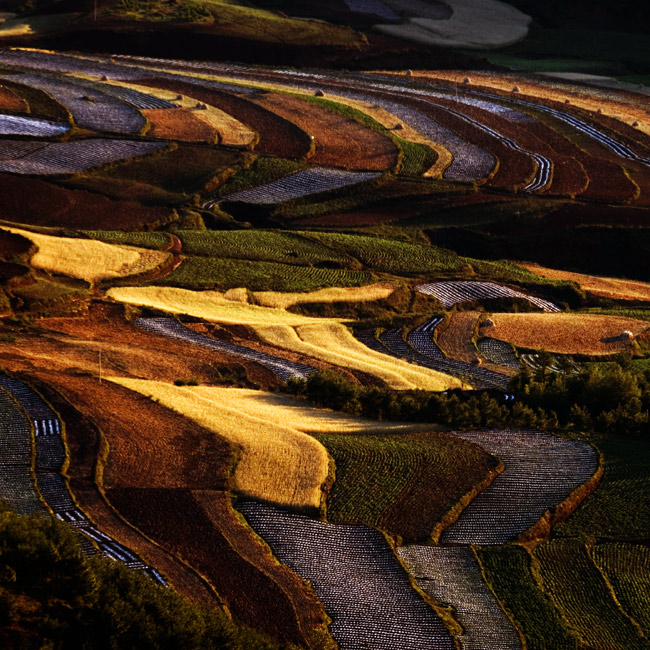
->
[1,44,649,650]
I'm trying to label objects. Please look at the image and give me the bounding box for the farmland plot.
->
[0,387,43,515]
[238,500,456,650]
[135,317,315,382]
[416,280,561,312]
[533,539,648,650]
[477,337,521,370]
[398,545,521,650]
[0,113,69,136]
[218,167,381,205]
[591,543,650,635]
[315,431,499,541]
[0,72,146,134]
[0,138,166,175]
[109,377,330,509]
[0,374,163,582]
[4,227,170,283]
[440,429,599,544]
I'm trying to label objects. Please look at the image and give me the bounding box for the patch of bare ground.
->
[18,372,221,608]
[485,312,650,355]
[142,108,219,143]
[0,83,26,111]
[437,311,517,375]
[519,263,650,302]
[0,303,276,387]
[251,92,399,170]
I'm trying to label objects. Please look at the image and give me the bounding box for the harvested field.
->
[142,108,219,143]
[315,430,499,540]
[251,92,399,170]
[520,262,650,302]
[253,282,396,309]
[109,378,330,509]
[484,313,650,355]
[107,488,329,645]
[255,322,464,390]
[135,78,312,158]
[238,500,456,650]
[440,429,599,544]
[0,174,172,230]
[3,227,170,283]
[106,286,338,326]
[437,311,482,365]
[399,545,521,650]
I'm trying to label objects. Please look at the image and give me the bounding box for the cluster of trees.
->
[0,503,293,650]
[285,365,650,436]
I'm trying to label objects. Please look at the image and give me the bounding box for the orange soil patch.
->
[143,107,219,143]
[484,313,650,355]
[520,263,650,302]
[252,91,399,170]
[0,83,26,111]
[24,372,220,608]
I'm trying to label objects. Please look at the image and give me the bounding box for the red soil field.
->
[24,372,221,608]
[543,204,650,228]
[251,92,399,170]
[134,78,312,158]
[142,107,218,143]
[0,84,27,112]
[0,174,172,230]
[108,487,328,646]
[447,101,589,197]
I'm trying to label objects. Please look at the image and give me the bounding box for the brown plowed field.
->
[520,262,650,302]
[0,174,171,230]
[0,227,33,258]
[142,107,218,143]
[135,78,312,158]
[0,84,26,111]
[484,313,650,355]
[251,92,399,170]
[108,487,328,646]
[448,101,589,196]
[24,372,221,608]
[577,158,639,203]
[543,204,650,228]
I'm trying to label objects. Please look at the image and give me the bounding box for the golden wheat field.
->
[3,227,170,282]
[254,322,465,390]
[485,313,650,355]
[106,286,338,326]
[108,377,331,509]
[251,282,397,308]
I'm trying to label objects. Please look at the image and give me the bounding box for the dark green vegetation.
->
[0,503,293,650]
[476,545,579,650]
[314,430,498,541]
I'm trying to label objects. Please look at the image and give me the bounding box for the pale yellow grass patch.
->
[252,282,397,309]
[419,71,650,137]
[106,285,337,326]
[255,322,464,390]
[485,312,650,355]
[100,79,256,147]
[108,378,329,508]
[520,263,650,302]
[3,227,169,283]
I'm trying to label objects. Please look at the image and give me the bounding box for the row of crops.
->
[0,373,165,584]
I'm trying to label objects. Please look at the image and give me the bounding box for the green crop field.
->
[314,430,499,541]
[532,539,647,650]
[156,256,373,291]
[476,545,579,650]
[81,231,172,250]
